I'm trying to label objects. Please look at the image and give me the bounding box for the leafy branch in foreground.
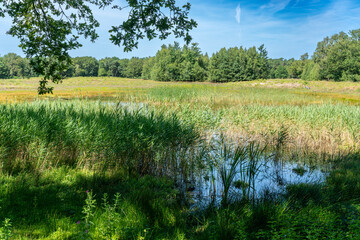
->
[0,0,197,94]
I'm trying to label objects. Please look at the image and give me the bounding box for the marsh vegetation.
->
[0,77,360,239]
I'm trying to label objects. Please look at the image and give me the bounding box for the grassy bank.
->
[1,152,360,239]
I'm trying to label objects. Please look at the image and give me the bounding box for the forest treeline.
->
[1,29,360,82]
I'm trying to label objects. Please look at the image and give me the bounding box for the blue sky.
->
[1,0,360,59]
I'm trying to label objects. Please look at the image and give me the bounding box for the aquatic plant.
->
[215,136,247,207]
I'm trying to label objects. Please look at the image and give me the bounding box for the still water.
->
[190,159,327,207]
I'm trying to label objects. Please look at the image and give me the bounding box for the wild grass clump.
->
[0,100,199,176]
[0,218,12,240]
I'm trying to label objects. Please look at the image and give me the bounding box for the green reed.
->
[0,100,199,177]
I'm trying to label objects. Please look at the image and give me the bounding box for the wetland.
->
[0,77,360,239]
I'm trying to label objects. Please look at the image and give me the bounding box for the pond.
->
[189,159,327,208]
[182,137,329,208]
[104,101,328,207]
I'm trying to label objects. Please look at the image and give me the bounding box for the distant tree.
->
[63,64,75,78]
[274,65,288,79]
[208,45,269,82]
[98,57,122,77]
[98,68,108,77]
[179,43,207,81]
[208,48,228,82]
[301,61,321,81]
[312,30,360,81]
[300,53,309,61]
[150,42,207,82]
[256,44,270,79]
[73,57,99,77]
[2,53,23,78]
[141,57,155,80]
[0,58,10,78]
[287,60,304,78]
[125,57,144,78]
[18,58,34,78]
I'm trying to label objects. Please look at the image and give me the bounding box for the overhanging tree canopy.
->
[0,0,197,94]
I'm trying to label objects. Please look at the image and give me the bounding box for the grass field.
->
[2,77,360,103]
[1,77,360,239]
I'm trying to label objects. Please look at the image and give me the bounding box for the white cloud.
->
[235,4,241,24]
[260,0,291,13]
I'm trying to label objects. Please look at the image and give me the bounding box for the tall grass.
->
[0,100,199,177]
[110,83,360,157]
[154,103,360,158]
[214,136,247,206]
[201,135,269,207]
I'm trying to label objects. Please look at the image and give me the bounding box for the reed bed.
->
[0,100,199,176]
[111,83,360,158]
[136,102,359,159]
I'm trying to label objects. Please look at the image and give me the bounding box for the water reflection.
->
[187,137,328,208]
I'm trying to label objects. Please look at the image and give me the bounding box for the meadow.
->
[0,77,360,239]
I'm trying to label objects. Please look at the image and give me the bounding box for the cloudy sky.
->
[1,0,360,59]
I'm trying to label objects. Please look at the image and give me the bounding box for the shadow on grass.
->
[0,167,189,239]
[3,152,360,239]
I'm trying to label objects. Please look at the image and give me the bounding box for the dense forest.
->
[1,29,360,82]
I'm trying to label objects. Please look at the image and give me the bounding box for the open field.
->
[1,77,360,239]
[1,77,360,103]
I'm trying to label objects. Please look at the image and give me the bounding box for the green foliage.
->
[268,58,292,79]
[0,219,12,240]
[287,60,304,78]
[98,57,129,77]
[215,137,248,206]
[325,154,360,203]
[313,29,360,81]
[286,183,323,206]
[274,65,288,79]
[150,42,208,82]
[301,60,321,81]
[83,191,96,229]
[125,57,144,78]
[141,57,155,80]
[3,28,360,84]
[108,1,197,51]
[0,59,9,79]
[73,57,99,77]
[208,45,269,82]
[0,167,188,239]
[0,89,359,238]
[3,24,360,89]
[1,53,33,79]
